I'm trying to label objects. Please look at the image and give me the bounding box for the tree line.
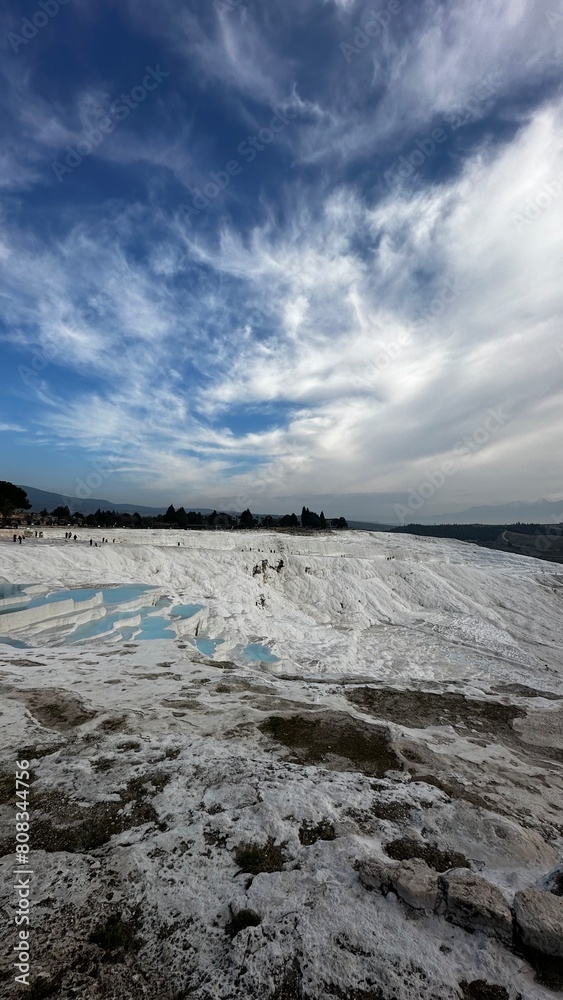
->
[0,480,349,530]
[41,502,348,530]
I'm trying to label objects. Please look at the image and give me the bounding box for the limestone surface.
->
[513,888,563,957]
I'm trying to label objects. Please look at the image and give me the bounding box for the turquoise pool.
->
[243,643,280,663]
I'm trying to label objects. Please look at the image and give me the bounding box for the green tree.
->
[0,482,31,520]
[164,504,176,524]
[51,505,71,520]
[239,508,255,528]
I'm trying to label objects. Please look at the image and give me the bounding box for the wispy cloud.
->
[0,422,26,432]
[0,0,561,513]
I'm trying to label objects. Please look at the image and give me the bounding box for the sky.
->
[0,0,562,523]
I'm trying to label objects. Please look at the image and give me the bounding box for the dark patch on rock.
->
[234,837,290,874]
[298,819,336,846]
[459,982,509,1000]
[15,743,63,762]
[98,715,129,733]
[225,907,261,939]
[492,683,561,701]
[161,698,202,710]
[385,836,469,872]
[259,712,400,777]
[517,946,563,992]
[0,772,170,855]
[3,686,96,731]
[26,972,64,998]
[269,958,303,1000]
[322,986,385,999]
[89,911,142,960]
[346,687,524,742]
[370,798,412,822]
[204,827,227,848]
[92,757,115,772]
[411,773,491,811]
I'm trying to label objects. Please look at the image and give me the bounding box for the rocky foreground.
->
[0,530,562,998]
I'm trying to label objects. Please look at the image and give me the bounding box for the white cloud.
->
[0,0,561,514]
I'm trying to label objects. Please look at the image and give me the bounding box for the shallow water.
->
[103,584,157,605]
[0,583,29,601]
[171,604,202,619]
[243,642,280,663]
[70,611,140,643]
[191,637,224,656]
[136,615,177,640]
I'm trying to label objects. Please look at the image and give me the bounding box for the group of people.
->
[12,534,25,544]
[88,537,113,546]
[64,532,78,541]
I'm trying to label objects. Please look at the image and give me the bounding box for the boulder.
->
[513,887,563,957]
[358,859,397,894]
[440,870,513,944]
[393,859,441,911]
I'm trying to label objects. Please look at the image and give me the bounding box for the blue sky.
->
[0,0,562,521]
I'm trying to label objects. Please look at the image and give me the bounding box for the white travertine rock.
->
[393,859,441,911]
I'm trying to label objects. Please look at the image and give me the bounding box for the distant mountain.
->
[18,486,213,517]
[423,498,563,525]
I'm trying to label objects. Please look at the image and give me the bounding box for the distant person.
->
[13,534,17,543]
[18,536,22,544]
[89,539,93,547]
[74,534,77,541]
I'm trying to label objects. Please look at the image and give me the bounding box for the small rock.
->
[393,859,441,911]
[358,859,397,893]
[513,887,563,958]
[538,865,563,897]
[440,870,513,944]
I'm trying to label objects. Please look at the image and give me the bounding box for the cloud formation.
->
[0,0,561,519]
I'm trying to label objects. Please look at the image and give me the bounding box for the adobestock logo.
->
[394,404,511,524]
[51,66,169,183]
[75,458,119,500]
[384,75,498,187]
[340,1,403,63]
[214,0,244,13]
[511,169,563,232]
[178,105,297,223]
[359,273,469,379]
[7,0,73,54]
[546,0,563,27]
